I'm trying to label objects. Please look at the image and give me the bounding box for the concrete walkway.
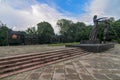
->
[1,44,120,80]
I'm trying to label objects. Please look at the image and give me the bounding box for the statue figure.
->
[89,15,98,40]
[103,19,109,43]
[89,15,110,43]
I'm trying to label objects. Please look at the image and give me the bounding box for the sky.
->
[0,0,120,33]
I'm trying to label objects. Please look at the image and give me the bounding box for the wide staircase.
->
[0,48,88,78]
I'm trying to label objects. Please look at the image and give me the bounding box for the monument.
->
[66,15,114,52]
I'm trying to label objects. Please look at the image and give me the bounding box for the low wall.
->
[66,43,114,52]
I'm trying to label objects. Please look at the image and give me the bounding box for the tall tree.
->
[37,21,55,43]
[57,19,73,35]
[0,22,9,46]
[57,19,74,42]
[73,22,90,41]
[26,27,37,35]
[110,19,120,43]
[57,19,91,42]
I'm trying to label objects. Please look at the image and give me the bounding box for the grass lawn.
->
[48,42,80,46]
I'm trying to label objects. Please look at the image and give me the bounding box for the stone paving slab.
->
[1,44,120,80]
[0,45,65,58]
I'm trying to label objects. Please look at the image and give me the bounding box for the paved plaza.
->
[1,44,120,80]
[0,45,64,58]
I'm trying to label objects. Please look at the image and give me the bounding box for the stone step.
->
[0,50,81,69]
[0,48,87,79]
[0,52,80,74]
[0,49,77,65]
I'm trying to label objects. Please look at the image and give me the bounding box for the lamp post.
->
[7,27,9,46]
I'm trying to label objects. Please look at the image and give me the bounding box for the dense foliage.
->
[37,22,55,43]
[0,18,120,46]
[57,19,92,42]
[0,23,10,46]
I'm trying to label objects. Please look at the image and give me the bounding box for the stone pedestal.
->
[66,40,114,52]
[80,40,100,44]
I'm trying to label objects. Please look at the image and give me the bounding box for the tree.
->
[57,19,91,42]
[57,19,74,42]
[37,21,55,43]
[73,22,90,41]
[57,19,73,35]
[26,27,37,35]
[0,22,9,46]
[110,19,120,43]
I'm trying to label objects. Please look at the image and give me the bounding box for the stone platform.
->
[1,44,120,80]
[66,43,114,52]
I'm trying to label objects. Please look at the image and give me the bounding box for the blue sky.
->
[0,0,120,33]
[38,0,89,15]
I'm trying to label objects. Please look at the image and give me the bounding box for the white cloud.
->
[0,0,65,33]
[0,0,120,34]
[83,0,120,23]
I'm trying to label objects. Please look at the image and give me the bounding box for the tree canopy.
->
[57,19,92,42]
[0,23,9,46]
[0,17,120,46]
[37,22,55,43]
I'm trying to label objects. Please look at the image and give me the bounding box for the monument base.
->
[80,40,100,44]
[66,40,114,52]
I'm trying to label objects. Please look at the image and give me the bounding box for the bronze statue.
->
[89,15,110,43]
[89,15,98,40]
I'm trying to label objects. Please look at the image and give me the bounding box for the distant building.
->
[8,31,25,45]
